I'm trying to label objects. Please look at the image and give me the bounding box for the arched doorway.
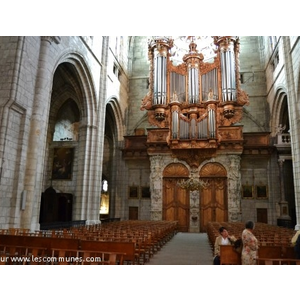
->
[200,162,228,232]
[163,163,189,232]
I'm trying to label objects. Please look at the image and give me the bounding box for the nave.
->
[145,232,213,265]
[1,220,298,265]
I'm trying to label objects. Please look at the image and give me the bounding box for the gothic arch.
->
[271,88,290,136]
[103,98,125,218]
[53,52,98,126]
[106,97,124,141]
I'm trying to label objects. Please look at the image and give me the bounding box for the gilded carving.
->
[141,92,152,111]
[168,61,187,75]
[172,149,216,168]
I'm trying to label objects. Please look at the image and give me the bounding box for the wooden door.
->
[257,208,268,223]
[129,207,138,220]
[200,163,228,232]
[163,163,189,232]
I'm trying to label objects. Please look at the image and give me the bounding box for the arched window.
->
[53,99,80,141]
[100,179,109,215]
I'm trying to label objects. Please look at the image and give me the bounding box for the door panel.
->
[200,178,227,232]
[163,178,189,232]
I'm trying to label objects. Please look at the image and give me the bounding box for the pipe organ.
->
[141,36,249,165]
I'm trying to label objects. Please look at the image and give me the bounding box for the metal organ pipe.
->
[198,118,208,139]
[170,72,185,102]
[208,107,216,138]
[180,118,189,139]
[221,47,236,101]
[154,53,167,105]
[189,67,199,104]
[172,110,179,139]
[202,68,218,100]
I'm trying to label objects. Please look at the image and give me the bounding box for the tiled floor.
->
[145,232,214,265]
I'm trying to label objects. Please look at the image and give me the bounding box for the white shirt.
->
[221,237,230,245]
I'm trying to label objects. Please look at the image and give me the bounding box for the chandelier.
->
[177,177,209,191]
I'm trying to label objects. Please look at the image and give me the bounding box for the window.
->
[53,99,80,141]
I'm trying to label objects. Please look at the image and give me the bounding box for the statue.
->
[208,88,214,100]
[276,124,286,134]
[172,91,179,102]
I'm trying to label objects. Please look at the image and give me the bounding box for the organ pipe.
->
[188,67,199,104]
[201,68,218,100]
[180,118,189,139]
[208,106,216,138]
[141,36,248,149]
[170,72,186,102]
[154,52,167,105]
[220,45,236,101]
[198,119,208,139]
[172,110,179,139]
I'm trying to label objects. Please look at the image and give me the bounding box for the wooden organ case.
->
[140,36,249,232]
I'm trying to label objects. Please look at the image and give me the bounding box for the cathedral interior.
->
[0,36,300,232]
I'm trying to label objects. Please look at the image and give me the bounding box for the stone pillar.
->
[277,158,292,227]
[282,37,300,229]
[149,155,164,220]
[227,155,242,222]
[21,37,59,230]
[190,190,200,232]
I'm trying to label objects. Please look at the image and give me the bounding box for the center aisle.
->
[145,232,214,265]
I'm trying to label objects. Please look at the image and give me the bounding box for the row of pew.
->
[207,221,299,265]
[0,220,178,265]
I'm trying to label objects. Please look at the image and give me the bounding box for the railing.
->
[276,133,291,145]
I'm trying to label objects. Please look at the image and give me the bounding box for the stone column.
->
[149,155,164,221]
[227,155,242,222]
[277,158,291,227]
[21,37,59,230]
[282,37,300,229]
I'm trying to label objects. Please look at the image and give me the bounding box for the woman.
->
[241,221,259,265]
[213,226,236,265]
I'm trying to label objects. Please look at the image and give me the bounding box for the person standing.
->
[241,221,259,265]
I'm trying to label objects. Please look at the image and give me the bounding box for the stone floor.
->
[145,232,214,265]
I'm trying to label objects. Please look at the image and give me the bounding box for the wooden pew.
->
[77,250,125,265]
[0,234,80,256]
[257,245,297,265]
[257,258,300,265]
[80,240,135,264]
[220,245,241,265]
[257,245,282,260]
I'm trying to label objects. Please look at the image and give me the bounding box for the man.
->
[213,226,237,265]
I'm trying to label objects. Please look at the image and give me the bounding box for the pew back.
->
[220,245,241,265]
[80,240,135,264]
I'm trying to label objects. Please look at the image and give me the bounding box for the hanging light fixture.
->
[177,176,209,191]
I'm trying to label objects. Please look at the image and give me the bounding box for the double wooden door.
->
[162,162,228,233]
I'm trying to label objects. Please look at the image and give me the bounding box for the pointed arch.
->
[106,96,124,141]
[271,88,290,136]
[53,51,98,127]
